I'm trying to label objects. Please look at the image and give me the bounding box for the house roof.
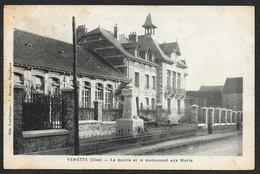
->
[159,42,181,56]
[13,29,129,83]
[81,27,158,67]
[121,42,140,49]
[199,85,224,92]
[138,34,187,68]
[142,13,157,29]
[222,77,243,94]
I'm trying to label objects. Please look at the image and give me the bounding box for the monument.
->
[116,83,144,135]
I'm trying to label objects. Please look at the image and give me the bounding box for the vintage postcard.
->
[3,5,254,170]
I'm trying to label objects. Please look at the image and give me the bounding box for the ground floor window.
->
[151,98,156,110]
[105,84,113,109]
[95,83,103,100]
[81,82,91,108]
[177,99,181,114]
[145,97,149,110]
[167,98,171,113]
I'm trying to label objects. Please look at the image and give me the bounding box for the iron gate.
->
[22,94,66,131]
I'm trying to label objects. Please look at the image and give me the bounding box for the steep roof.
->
[138,34,187,68]
[222,77,243,94]
[199,85,224,92]
[159,42,181,56]
[14,29,129,83]
[81,27,158,67]
[142,13,157,29]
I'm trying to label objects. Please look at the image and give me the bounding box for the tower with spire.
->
[142,13,157,35]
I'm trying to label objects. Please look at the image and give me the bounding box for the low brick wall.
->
[139,110,156,121]
[103,109,122,121]
[213,124,237,134]
[78,108,94,120]
[79,120,116,138]
[20,130,70,154]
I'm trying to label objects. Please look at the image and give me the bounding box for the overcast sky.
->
[5,6,254,90]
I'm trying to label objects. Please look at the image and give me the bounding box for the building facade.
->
[222,77,243,111]
[77,14,188,122]
[13,29,129,110]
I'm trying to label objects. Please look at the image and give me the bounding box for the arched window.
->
[81,81,91,108]
[32,75,44,94]
[48,77,60,95]
[14,72,23,84]
[95,83,103,100]
[105,84,113,109]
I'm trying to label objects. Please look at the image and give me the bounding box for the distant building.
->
[13,29,129,109]
[186,77,243,111]
[185,85,223,108]
[77,13,188,123]
[222,77,243,111]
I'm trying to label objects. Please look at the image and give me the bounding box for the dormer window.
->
[26,43,32,48]
[58,51,64,55]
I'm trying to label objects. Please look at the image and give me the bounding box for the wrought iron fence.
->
[79,124,196,155]
[22,94,66,131]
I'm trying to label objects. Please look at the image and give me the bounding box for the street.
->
[151,133,242,156]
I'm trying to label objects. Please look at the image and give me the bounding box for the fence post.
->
[237,111,242,131]
[156,103,163,124]
[208,107,214,134]
[13,83,25,154]
[190,105,199,125]
[94,100,103,122]
[61,87,76,150]
[201,107,208,125]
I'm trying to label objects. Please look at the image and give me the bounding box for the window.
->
[152,76,155,89]
[14,73,23,84]
[167,70,171,88]
[32,75,44,93]
[81,82,91,108]
[95,83,103,100]
[172,71,176,89]
[145,74,149,89]
[48,77,60,95]
[177,73,181,89]
[177,99,181,114]
[135,72,139,87]
[105,84,113,109]
[167,98,171,113]
[146,97,149,110]
[151,98,156,110]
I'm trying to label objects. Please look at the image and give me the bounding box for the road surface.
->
[150,133,242,156]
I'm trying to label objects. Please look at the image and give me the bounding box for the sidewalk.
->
[101,131,242,155]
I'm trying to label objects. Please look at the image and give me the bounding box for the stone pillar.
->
[94,100,103,122]
[116,83,144,135]
[224,109,228,124]
[13,83,25,154]
[201,107,208,125]
[190,105,199,125]
[208,107,214,134]
[156,103,163,124]
[61,87,75,148]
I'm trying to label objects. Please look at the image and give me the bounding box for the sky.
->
[4,6,254,90]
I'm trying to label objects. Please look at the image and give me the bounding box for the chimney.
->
[76,24,87,42]
[114,24,118,39]
[129,32,138,42]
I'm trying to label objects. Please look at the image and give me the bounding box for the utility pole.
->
[72,16,79,155]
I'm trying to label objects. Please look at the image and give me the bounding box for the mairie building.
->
[13,13,188,123]
[77,14,188,123]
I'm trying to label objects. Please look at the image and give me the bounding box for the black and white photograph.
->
[3,5,254,170]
